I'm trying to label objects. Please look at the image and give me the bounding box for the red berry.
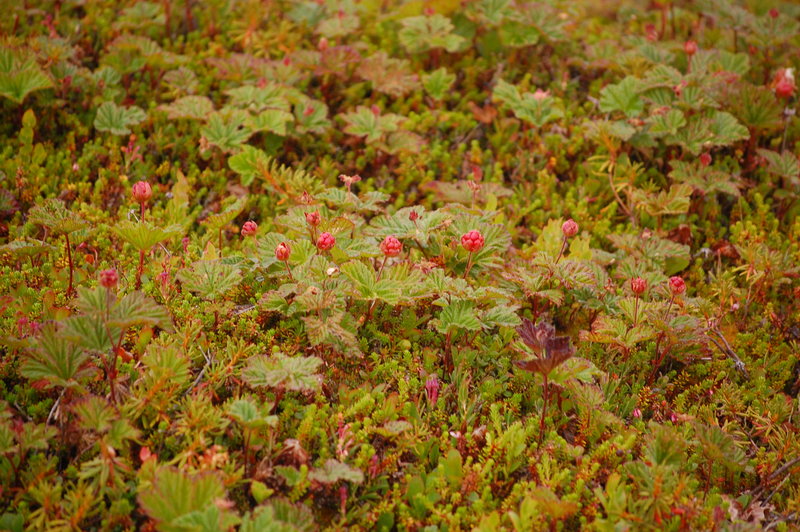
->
[241,221,258,237]
[562,219,579,238]
[132,181,152,203]
[99,269,118,289]
[461,230,485,253]
[669,276,686,295]
[773,69,797,100]
[684,40,698,56]
[305,211,321,227]
[630,277,647,295]
[317,232,336,251]
[275,242,291,261]
[409,211,419,222]
[769,8,779,18]
[699,152,712,167]
[380,236,402,257]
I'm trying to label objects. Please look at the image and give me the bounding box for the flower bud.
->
[132,181,152,204]
[630,277,647,295]
[305,211,321,227]
[562,219,579,238]
[241,221,258,237]
[275,242,291,261]
[99,269,118,289]
[317,232,336,251]
[669,276,686,295]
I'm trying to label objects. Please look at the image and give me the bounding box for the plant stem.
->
[540,373,549,443]
[283,260,294,282]
[633,294,640,327]
[463,251,475,279]
[64,234,74,298]
[444,331,453,372]
[555,237,567,264]
[136,249,145,290]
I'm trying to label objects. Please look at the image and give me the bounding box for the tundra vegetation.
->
[1,0,800,530]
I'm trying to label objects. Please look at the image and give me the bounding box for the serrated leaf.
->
[20,325,94,390]
[94,101,147,135]
[493,79,564,128]
[340,106,404,143]
[708,111,748,146]
[434,300,482,334]
[107,291,173,331]
[422,68,455,101]
[398,15,466,53]
[139,468,228,530]
[159,95,214,120]
[227,398,277,429]
[308,459,364,484]
[112,221,181,251]
[648,109,686,137]
[599,76,643,118]
[201,111,252,152]
[178,259,241,301]
[28,199,88,235]
[242,353,322,392]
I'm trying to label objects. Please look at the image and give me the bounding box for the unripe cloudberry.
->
[305,211,321,227]
[275,242,291,261]
[684,40,698,56]
[562,219,579,238]
[461,230,484,253]
[132,181,152,203]
[380,236,402,257]
[317,232,336,251]
[669,276,686,295]
[241,221,258,237]
[630,277,647,295]
[99,269,118,289]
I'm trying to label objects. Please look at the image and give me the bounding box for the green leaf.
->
[28,199,88,235]
[178,259,241,301]
[398,15,466,53]
[599,76,644,118]
[139,467,228,531]
[200,197,247,233]
[20,325,94,390]
[648,109,686,137]
[247,109,293,136]
[240,500,315,532]
[0,68,53,105]
[108,291,173,331]
[201,111,252,152]
[340,260,402,304]
[757,149,800,182]
[159,95,214,120]
[112,221,181,251]
[434,300,482,334]
[339,106,404,143]
[94,101,147,135]
[229,146,269,187]
[493,79,564,128]
[242,353,323,392]
[422,68,456,101]
[308,459,364,484]
[708,111,748,146]
[227,398,277,429]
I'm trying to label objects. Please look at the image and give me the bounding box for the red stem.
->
[64,233,74,298]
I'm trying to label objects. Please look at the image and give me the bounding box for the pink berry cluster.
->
[380,236,402,257]
[460,230,484,252]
